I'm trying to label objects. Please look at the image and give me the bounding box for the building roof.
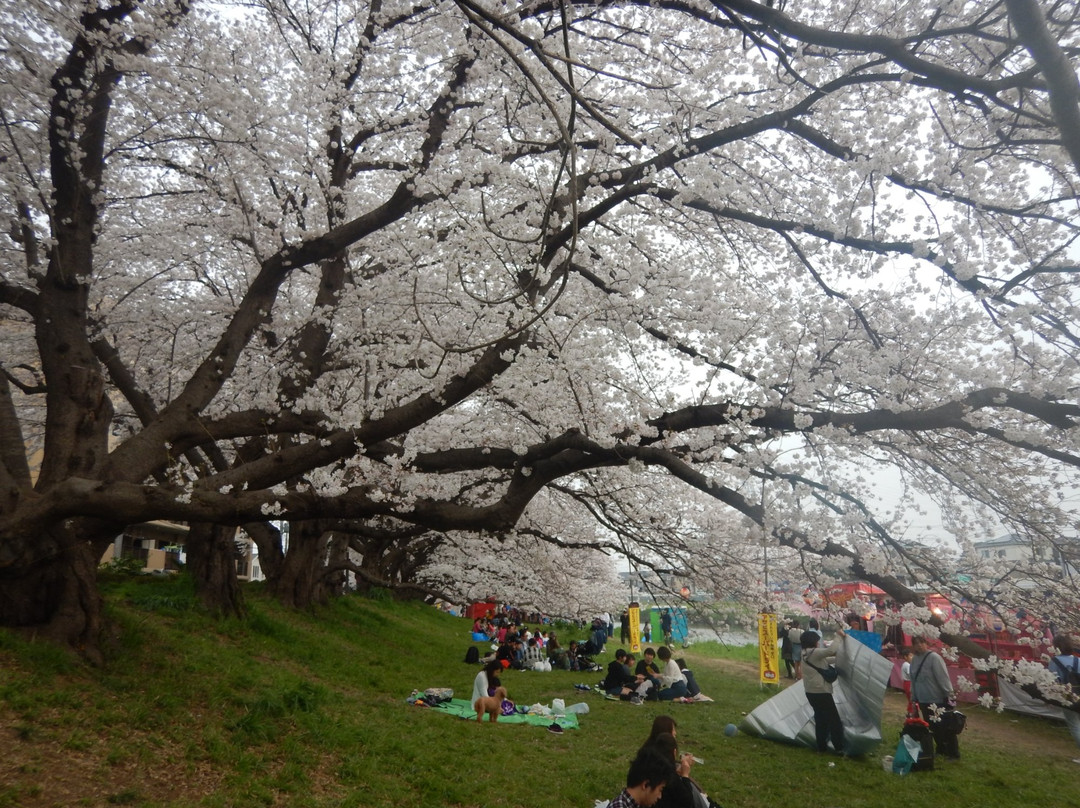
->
[972,533,1026,548]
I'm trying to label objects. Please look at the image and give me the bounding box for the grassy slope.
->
[1,576,1078,808]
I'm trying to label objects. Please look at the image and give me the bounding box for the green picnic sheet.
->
[413,697,581,729]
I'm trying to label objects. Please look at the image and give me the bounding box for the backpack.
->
[464,645,480,664]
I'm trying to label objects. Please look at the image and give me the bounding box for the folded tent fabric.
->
[740,633,894,756]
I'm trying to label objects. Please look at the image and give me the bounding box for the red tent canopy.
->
[822,581,887,605]
[466,601,497,620]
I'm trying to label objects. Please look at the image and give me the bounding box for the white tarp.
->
[740,635,894,756]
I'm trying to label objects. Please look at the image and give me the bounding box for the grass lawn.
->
[1,577,1078,807]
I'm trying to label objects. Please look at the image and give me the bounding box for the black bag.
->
[940,709,966,734]
[464,645,480,664]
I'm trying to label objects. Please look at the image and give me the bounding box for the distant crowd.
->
[472,616,603,672]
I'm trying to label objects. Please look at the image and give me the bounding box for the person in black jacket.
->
[780,620,795,679]
[604,649,651,702]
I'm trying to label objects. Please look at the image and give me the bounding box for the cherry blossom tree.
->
[3,0,1080,662]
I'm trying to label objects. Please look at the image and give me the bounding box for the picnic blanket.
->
[410,697,581,730]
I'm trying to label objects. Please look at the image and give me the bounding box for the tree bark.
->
[185,522,245,618]
[266,520,332,609]
[0,526,105,665]
[243,520,285,583]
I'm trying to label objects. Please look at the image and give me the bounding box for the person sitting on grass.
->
[605,649,652,703]
[547,634,571,670]
[522,637,546,670]
[655,646,689,702]
[638,732,701,808]
[566,639,583,671]
[472,659,506,704]
[674,656,712,702]
[636,648,662,700]
[606,746,676,808]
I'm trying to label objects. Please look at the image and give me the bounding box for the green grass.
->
[1,577,1078,807]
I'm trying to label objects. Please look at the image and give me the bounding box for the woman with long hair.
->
[638,730,719,808]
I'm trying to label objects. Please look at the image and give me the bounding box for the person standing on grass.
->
[787,619,803,680]
[607,747,675,808]
[661,609,673,647]
[900,648,913,707]
[780,620,795,679]
[910,635,960,760]
[801,629,847,755]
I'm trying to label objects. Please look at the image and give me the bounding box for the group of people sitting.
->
[600,647,714,704]
[480,627,602,672]
[605,715,720,808]
[580,617,611,656]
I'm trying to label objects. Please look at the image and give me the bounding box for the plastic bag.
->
[891,734,920,775]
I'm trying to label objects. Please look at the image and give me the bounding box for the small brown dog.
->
[473,686,508,723]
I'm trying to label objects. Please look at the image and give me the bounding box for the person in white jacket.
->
[802,629,846,755]
[655,646,689,701]
[472,659,505,704]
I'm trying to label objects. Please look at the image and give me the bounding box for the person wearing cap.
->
[802,628,847,755]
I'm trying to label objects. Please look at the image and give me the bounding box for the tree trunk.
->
[0,526,105,665]
[266,520,332,609]
[325,533,351,598]
[185,522,245,618]
[243,520,285,583]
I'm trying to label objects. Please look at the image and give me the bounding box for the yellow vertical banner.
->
[628,603,641,654]
[758,612,779,685]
